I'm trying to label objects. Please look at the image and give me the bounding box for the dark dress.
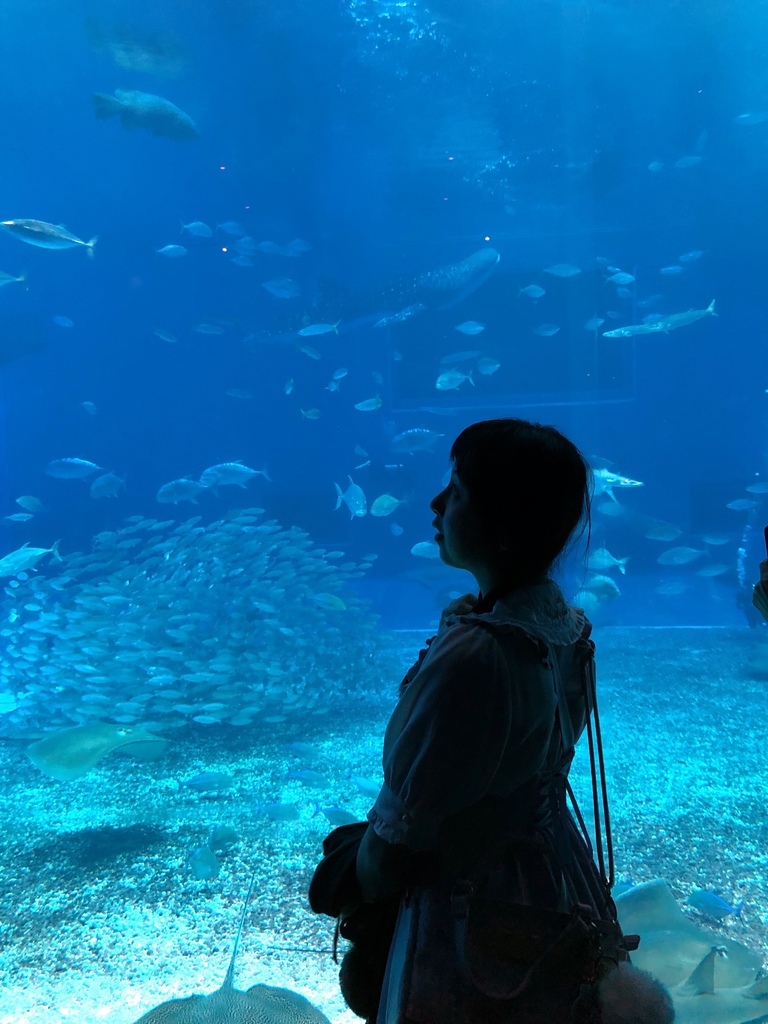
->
[366,580,612,1024]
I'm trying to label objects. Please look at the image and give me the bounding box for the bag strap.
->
[548,625,615,892]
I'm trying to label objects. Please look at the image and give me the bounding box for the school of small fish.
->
[0,509,386,734]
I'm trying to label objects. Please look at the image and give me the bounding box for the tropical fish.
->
[334,477,367,518]
[519,284,545,298]
[1,219,96,256]
[4,513,34,522]
[535,324,560,337]
[92,89,199,140]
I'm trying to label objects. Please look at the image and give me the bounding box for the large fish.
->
[130,870,331,1024]
[602,300,715,338]
[276,248,501,341]
[92,89,199,141]
[1,219,96,256]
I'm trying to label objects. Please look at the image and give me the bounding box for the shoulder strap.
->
[549,623,615,892]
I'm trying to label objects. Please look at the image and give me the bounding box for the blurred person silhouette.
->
[310,419,673,1024]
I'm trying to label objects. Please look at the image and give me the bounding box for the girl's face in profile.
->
[430,465,494,581]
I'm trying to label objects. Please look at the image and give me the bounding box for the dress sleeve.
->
[368,620,515,851]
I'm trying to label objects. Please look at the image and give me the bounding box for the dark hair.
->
[449,418,591,588]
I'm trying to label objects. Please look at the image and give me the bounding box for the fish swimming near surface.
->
[129,870,331,1024]
[1,219,97,256]
[93,89,199,140]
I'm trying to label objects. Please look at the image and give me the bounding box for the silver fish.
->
[2,220,96,256]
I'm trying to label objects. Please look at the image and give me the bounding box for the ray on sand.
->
[131,869,331,1024]
[26,722,168,782]
[616,879,767,1023]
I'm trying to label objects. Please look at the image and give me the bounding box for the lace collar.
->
[479,579,586,645]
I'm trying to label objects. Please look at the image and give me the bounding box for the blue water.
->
[1,3,768,1019]
[0,0,766,632]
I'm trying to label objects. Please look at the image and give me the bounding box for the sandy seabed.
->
[1,626,767,1024]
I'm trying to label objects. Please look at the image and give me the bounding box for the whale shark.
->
[269,247,501,343]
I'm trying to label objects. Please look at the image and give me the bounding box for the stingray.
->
[132,871,331,1024]
[26,722,168,781]
[616,879,768,1023]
